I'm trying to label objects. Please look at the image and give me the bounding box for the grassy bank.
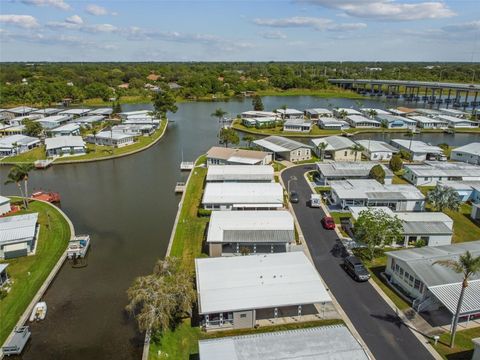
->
[256,88,364,99]
[0,146,46,163]
[431,327,480,360]
[0,198,71,345]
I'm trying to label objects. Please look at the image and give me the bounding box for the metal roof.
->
[254,136,311,152]
[408,116,447,125]
[334,108,362,115]
[35,115,70,123]
[402,222,452,235]
[284,118,312,126]
[356,140,399,153]
[31,108,62,115]
[360,108,391,115]
[206,165,274,182]
[206,147,270,163]
[202,183,283,205]
[316,162,394,178]
[88,108,113,115]
[45,136,85,150]
[73,115,105,123]
[331,179,424,201]
[93,131,135,140]
[436,115,476,124]
[347,115,380,125]
[198,325,369,360]
[58,108,91,115]
[429,280,480,315]
[0,135,40,147]
[329,79,480,92]
[0,213,38,244]
[376,114,416,124]
[195,252,332,314]
[311,135,355,150]
[305,108,333,115]
[390,139,443,154]
[0,263,8,273]
[4,106,37,114]
[405,161,480,177]
[275,108,303,115]
[0,196,9,205]
[207,210,294,244]
[452,143,480,157]
[50,123,80,132]
[241,111,277,118]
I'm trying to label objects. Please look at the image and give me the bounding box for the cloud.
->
[442,20,480,32]
[259,31,287,39]
[300,0,456,21]
[254,16,366,32]
[46,18,118,33]
[85,4,117,16]
[21,0,70,11]
[66,15,83,25]
[0,14,39,28]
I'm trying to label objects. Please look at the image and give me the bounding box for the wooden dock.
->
[174,182,186,193]
[180,161,194,171]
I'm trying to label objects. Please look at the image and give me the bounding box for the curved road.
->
[282,165,434,360]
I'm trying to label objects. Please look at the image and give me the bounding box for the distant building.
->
[346,115,381,128]
[332,108,361,117]
[316,162,393,185]
[45,136,86,157]
[355,140,399,161]
[359,108,390,118]
[35,115,71,129]
[58,108,91,118]
[85,131,135,148]
[206,147,272,166]
[439,108,470,119]
[31,108,62,116]
[254,136,311,162]
[317,117,349,130]
[241,111,277,119]
[49,123,81,137]
[376,114,417,129]
[437,115,478,129]
[0,135,40,156]
[111,124,155,136]
[304,108,333,119]
[283,118,313,133]
[408,116,447,129]
[0,213,39,259]
[451,143,480,165]
[275,108,303,120]
[310,136,358,161]
[403,161,480,186]
[206,165,274,183]
[88,108,113,116]
[241,117,278,128]
[73,115,105,127]
[1,106,37,120]
[390,139,443,162]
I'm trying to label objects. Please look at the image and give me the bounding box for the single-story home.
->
[376,114,417,129]
[413,108,444,118]
[385,241,480,323]
[451,143,480,165]
[437,115,478,128]
[350,206,453,247]
[0,263,9,287]
[310,136,359,161]
[1,106,37,120]
[198,325,369,360]
[58,108,91,118]
[73,115,105,127]
[85,131,135,148]
[439,108,470,119]
[35,115,72,129]
[388,107,417,117]
[206,147,272,166]
[123,116,160,126]
[355,140,399,161]
[49,123,81,137]
[0,125,26,136]
[241,111,277,119]
[408,116,447,129]
[333,108,361,117]
[346,115,381,128]
[241,117,278,128]
[0,196,11,216]
[0,213,39,259]
[88,108,113,116]
[119,110,151,120]
[304,108,333,119]
[195,252,332,330]
[359,108,391,118]
[329,179,425,211]
[403,161,480,186]
[207,210,294,256]
[111,124,155,136]
[390,139,444,162]
[254,136,311,162]
[317,117,349,130]
[283,118,312,133]
[275,108,304,120]
[202,182,283,210]
[8,114,43,126]
[0,135,40,156]
[31,108,62,116]
[317,161,394,185]
[436,181,480,203]
[45,136,86,157]
[206,165,274,183]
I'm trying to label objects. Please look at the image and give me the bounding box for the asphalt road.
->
[282,165,434,360]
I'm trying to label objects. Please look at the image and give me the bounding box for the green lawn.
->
[256,87,364,99]
[430,327,480,360]
[329,211,351,224]
[445,203,480,243]
[82,95,152,106]
[0,146,47,163]
[0,198,71,345]
[272,161,286,172]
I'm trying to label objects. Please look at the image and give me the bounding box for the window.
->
[414,279,421,290]
[240,314,247,318]
[344,151,348,156]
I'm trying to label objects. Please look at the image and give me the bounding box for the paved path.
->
[282,165,434,360]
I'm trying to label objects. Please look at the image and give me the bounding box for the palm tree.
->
[317,142,328,161]
[211,108,227,124]
[13,163,35,208]
[280,104,288,120]
[368,109,378,119]
[243,135,256,148]
[4,167,27,209]
[350,144,364,161]
[426,185,461,212]
[338,109,348,120]
[91,129,98,153]
[434,251,480,348]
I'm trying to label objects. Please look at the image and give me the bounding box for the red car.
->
[321,216,336,230]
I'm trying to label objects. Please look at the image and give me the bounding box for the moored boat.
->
[31,191,61,203]
[67,235,90,259]
[29,301,47,322]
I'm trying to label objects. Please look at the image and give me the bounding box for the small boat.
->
[34,159,53,169]
[31,191,61,203]
[29,302,47,322]
[67,235,90,259]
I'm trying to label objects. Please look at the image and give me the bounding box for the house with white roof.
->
[283,118,312,133]
[45,136,86,157]
[207,210,294,256]
[0,213,39,259]
[403,161,480,186]
[317,117,350,130]
[333,108,361,117]
[390,139,444,162]
[436,181,480,203]
[329,179,425,211]
[408,116,448,129]
[202,182,283,210]
[58,108,91,118]
[118,110,151,120]
[195,252,332,330]
[241,117,278,128]
[73,115,105,127]
[439,108,470,119]
[451,143,480,165]
[31,108,62,116]
[0,125,26,136]
[35,115,71,129]
[437,115,478,128]
[376,114,417,129]
[0,196,11,216]
[206,165,274,183]
[89,108,113,116]
[111,124,155,136]
[275,108,303,120]
[385,241,480,322]
[0,135,40,156]
[8,114,43,126]
[310,136,358,161]
[85,131,135,148]
[413,108,443,118]
[198,325,369,360]
[356,140,399,161]
[241,111,277,119]
[49,123,81,137]
[206,147,272,166]
[2,106,37,120]
[124,116,160,126]
[305,108,333,119]
[346,115,381,128]
[317,162,393,185]
[254,136,311,162]
[350,207,453,247]
[359,108,390,118]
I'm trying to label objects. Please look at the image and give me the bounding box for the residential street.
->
[282,165,434,360]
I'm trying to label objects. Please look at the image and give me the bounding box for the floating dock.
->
[2,326,31,356]
[174,182,186,193]
[180,161,194,171]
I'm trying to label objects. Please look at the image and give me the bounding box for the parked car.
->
[289,191,299,203]
[343,256,370,282]
[321,216,335,230]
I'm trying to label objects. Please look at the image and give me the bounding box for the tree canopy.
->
[219,127,239,148]
[389,154,403,172]
[426,185,461,212]
[152,90,178,119]
[369,164,386,184]
[23,119,43,137]
[252,95,264,111]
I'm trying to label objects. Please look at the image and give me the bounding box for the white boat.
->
[29,302,47,322]
[67,235,90,259]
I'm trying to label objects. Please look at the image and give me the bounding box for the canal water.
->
[0,96,477,360]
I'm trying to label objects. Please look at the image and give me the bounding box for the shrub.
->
[197,208,212,217]
[369,164,386,184]
[389,154,403,172]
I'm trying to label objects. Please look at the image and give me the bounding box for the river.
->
[0,96,477,360]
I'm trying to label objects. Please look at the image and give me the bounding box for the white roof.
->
[331,179,424,201]
[45,136,85,150]
[35,115,70,124]
[437,115,475,124]
[311,135,355,150]
[89,108,113,115]
[284,118,312,127]
[360,108,390,115]
[254,136,310,153]
[408,116,447,125]
[390,139,443,154]
[241,111,277,118]
[0,135,40,147]
[198,325,369,360]
[404,161,480,177]
[317,161,393,178]
[206,165,274,182]
[335,108,361,115]
[275,108,303,115]
[58,108,91,115]
[376,114,417,124]
[0,213,38,244]
[94,131,135,140]
[347,115,380,125]
[356,140,399,153]
[195,252,332,314]
[0,195,10,205]
[439,108,469,117]
[119,110,151,117]
[74,115,105,124]
[202,182,283,206]
[207,210,294,244]
[31,108,62,115]
[452,142,480,156]
[50,123,80,133]
[305,108,333,115]
[5,106,37,114]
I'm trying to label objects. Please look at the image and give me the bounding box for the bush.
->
[0,288,7,300]
[352,247,385,261]
[369,164,386,184]
[399,149,411,161]
[197,208,212,217]
[389,154,403,172]
[415,239,427,248]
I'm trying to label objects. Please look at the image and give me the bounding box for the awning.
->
[232,204,283,208]
[429,279,480,316]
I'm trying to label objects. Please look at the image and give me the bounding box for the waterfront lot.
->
[0,199,71,345]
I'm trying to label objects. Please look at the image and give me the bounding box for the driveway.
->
[282,165,434,360]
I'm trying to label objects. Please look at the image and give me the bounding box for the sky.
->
[0,0,479,62]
